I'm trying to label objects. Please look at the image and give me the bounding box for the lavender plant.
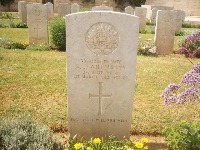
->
[162,62,200,105]
[176,29,200,58]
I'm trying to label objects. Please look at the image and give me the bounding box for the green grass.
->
[0,49,199,134]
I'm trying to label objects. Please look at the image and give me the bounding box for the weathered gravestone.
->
[134,7,147,29]
[125,6,134,15]
[54,0,70,13]
[150,8,158,22]
[174,10,185,31]
[66,11,139,139]
[155,10,176,54]
[18,1,27,23]
[71,3,80,14]
[45,2,54,21]
[92,4,113,11]
[27,4,48,44]
[58,3,71,17]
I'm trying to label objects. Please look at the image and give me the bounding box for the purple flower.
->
[177,86,199,104]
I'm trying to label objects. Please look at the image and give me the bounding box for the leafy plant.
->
[175,30,185,36]
[65,135,149,150]
[0,116,61,150]
[162,62,200,105]
[15,22,28,28]
[139,29,148,34]
[162,120,200,150]
[138,39,157,56]
[182,23,200,28]
[49,17,66,51]
[26,43,51,51]
[11,42,27,49]
[0,35,12,49]
[176,29,200,58]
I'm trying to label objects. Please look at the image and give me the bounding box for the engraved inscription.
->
[73,59,128,80]
[70,118,128,123]
[89,82,112,116]
[85,22,119,55]
[32,5,42,16]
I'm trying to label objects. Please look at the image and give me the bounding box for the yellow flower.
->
[134,142,143,149]
[127,147,133,150]
[144,146,148,150]
[74,143,82,150]
[93,138,101,144]
[141,137,148,143]
[86,147,93,150]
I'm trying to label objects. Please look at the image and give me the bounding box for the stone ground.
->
[185,16,200,24]
[53,133,169,150]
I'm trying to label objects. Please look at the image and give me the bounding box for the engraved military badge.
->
[85,22,119,55]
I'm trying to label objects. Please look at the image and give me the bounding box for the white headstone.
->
[150,8,158,21]
[71,3,80,14]
[174,10,185,31]
[66,11,139,139]
[27,4,48,45]
[58,3,71,17]
[54,0,70,13]
[92,4,113,11]
[125,6,134,15]
[18,1,27,23]
[134,7,147,29]
[45,2,54,21]
[155,10,176,54]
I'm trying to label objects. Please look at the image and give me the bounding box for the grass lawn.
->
[0,17,200,135]
[1,48,200,134]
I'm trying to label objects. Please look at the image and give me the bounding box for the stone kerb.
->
[66,11,139,139]
[155,10,176,54]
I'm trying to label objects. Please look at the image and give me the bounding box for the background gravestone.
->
[125,6,134,15]
[71,3,80,14]
[27,4,48,44]
[45,2,54,21]
[92,4,113,11]
[134,7,147,29]
[54,0,70,13]
[18,1,27,23]
[66,11,139,139]
[155,10,176,54]
[174,10,185,31]
[58,3,71,17]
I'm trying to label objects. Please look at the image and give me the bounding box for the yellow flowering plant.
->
[65,135,149,150]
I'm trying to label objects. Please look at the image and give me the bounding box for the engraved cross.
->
[89,82,112,116]
[33,24,42,37]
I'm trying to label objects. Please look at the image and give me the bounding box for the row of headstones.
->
[18,2,80,45]
[125,6,185,31]
[18,1,80,23]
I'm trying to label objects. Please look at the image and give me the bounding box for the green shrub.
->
[0,117,61,150]
[9,21,15,28]
[26,43,51,51]
[11,42,27,49]
[15,22,28,28]
[175,30,185,36]
[0,35,12,49]
[162,120,200,150]
[49,17,66,51]
[139,29,148,34]
[138,39,157,56]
